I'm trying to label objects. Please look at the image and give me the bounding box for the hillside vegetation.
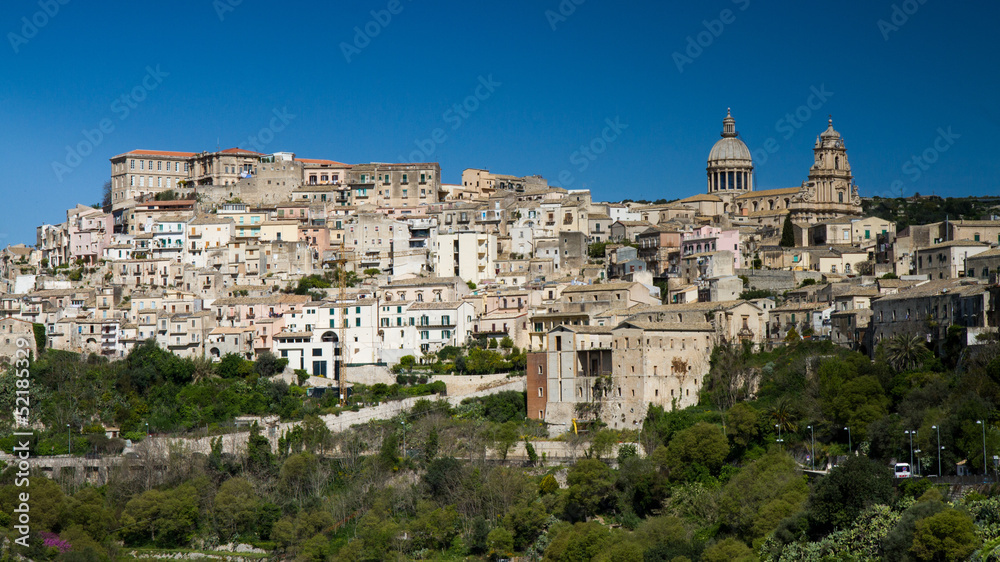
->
[3,338,1000,560]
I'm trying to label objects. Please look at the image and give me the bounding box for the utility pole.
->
[932,424,942,477]
[808,425,815,470]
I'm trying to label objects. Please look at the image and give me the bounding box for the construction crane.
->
[324,246,430,396]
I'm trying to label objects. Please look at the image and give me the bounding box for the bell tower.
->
[808,116,854,205]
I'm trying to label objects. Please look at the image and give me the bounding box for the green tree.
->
[120,483,199,547]
[493,420,520,461]
[565,459,616,520]
[718,451,808,540]
[661,422,729,480]
[784,327,800,342]
[588,241,608,259]
[246,422,274,475]
[544,521,615,561]
[279,452,320,504]
[398,355,416,371]
[32,323,46,354]
[539,474,559,495]
[882,333,932,372]
[65,487,114,540]
[726,402,760,448]
[589,428,618,460]
[217,353,252,379]
[487,527,514,559]
[424,426,439,461]
[806,455,894,534]
[213,477,260,540]
[911,507,980,561]
[780,215,795,247]
[379,430,400,471]
[702,537,755,562]
[254,350,287,377]
[101,179,113,208]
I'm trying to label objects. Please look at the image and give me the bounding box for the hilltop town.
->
[2,111,998,436]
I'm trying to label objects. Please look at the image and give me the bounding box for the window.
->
[420,330,429,340]
[130,159,135,169]
[312,348,322,356]
[312,361,327,377]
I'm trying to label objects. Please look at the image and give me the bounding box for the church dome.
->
[707,109,752,163]
[706,109,754,196]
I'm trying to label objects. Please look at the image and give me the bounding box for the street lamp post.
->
[66,424,71,456]
[932,425,941,477]
[905,430,916,473]
[775,424,783,449]
[978,420,988,480]
[808,425,815,470]
[401,420,406,459]
[145,422,149,439]
[845,426,852,453]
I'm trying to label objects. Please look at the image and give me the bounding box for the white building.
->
[435,231,497,285]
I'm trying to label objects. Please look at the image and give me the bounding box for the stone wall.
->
[736,269,823,292]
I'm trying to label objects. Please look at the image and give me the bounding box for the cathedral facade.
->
[704,111,862,227]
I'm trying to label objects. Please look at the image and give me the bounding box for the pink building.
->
[681,227,741,268]
[67,205,112,265]
[298,225,332,262]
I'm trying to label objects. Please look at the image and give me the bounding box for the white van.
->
[894,463,912,478]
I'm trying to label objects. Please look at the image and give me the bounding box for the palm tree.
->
[883,333,929,372]
[769,397,797,433]
[191,356,216,384]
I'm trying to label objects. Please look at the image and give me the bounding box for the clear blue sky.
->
[2,0,998,245]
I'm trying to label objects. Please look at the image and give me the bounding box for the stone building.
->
[529,320,715,433]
